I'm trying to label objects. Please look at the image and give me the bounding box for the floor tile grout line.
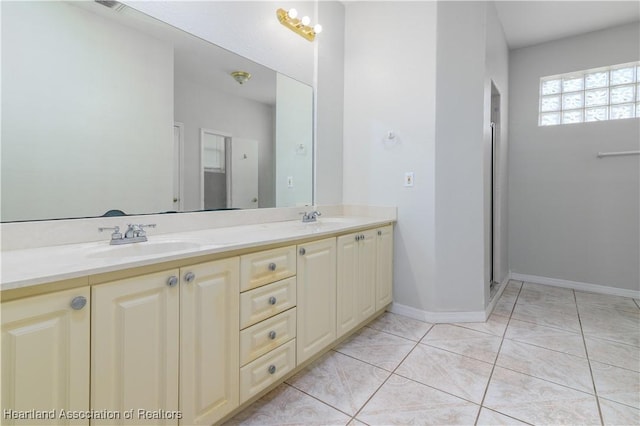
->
[479,407,536,426]
[582,333,640,350]
[418,341,499,366]
[282,380,360,420]
[597,395,640,411]
[573,288,605,426]
[391,369,485,408]
[349,324,443,423]
[439,321,507,338]
[507,316,584,335]
[508,312,582,334]
[502,334,588,360]
[491,364,600,397]
[583,357,640,374]
[473,280,523,425]
[363,320,433,343]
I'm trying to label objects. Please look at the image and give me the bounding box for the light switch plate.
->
[404,172,414,187]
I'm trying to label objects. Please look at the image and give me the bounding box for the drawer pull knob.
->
[268,365,277,375]
[268,262,277,271]
[184,272,196,283]
[268,296,277,305]
[299,247,306,255]
[378,230,382,236]
[70,296,87,310]
[167,276,178,287]
[355,235,359,241]
[268,330,277,340]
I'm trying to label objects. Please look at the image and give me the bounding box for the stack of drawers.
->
[238,245,298,403]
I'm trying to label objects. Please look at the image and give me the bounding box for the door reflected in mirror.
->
[0,0,314,222]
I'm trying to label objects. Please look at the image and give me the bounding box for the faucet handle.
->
[135,223,156,237]
[98,226,122,240]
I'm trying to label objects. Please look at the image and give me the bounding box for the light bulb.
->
[287,8,298,19]
[301,16,311,26]
[313,24,323,34]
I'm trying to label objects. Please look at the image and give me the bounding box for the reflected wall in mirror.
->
[1,0,314,222]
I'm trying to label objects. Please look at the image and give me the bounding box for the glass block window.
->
[539,61,640,126]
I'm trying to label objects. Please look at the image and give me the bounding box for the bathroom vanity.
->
[1,211,394,425]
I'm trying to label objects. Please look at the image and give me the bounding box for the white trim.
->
[485,272,512,318]
[389,303,486,324]
[173,122,185,212]
[511,273,640,299]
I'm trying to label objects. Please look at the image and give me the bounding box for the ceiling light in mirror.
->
[231,71,251,85]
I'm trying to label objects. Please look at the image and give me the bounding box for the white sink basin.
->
[316,217,358,224]
[296,217,362,233]
[87,241,205,258]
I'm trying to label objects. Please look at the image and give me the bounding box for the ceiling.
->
[494,1,640,49]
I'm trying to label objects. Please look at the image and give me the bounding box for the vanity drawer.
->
[240,308,296,366]
[240,277,296,329]
[240,339,296,403]
[240,246,296,291]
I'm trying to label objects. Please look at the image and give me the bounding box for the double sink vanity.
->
[1,2,393,425]
[1,208,395,425]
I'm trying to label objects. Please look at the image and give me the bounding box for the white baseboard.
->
[389,303,486,324]
[388,270,640,325]
[511,273,640,299]
[390,273,514,324]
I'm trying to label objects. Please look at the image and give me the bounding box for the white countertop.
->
[1,216,393,291]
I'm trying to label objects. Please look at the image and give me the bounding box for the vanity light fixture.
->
[230,71,251,85]
[276,8,322,42]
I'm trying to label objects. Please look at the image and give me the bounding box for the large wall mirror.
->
[1,1,314,222]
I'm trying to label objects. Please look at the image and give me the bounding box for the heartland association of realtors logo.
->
[3,409,183,420]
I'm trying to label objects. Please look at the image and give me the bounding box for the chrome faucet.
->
[99,224,156,245]
[300,210,322,223]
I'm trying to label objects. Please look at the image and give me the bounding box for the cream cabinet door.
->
[296,237,337,365]
[91,270,179,425]
[1,287,90,426]
[336,233,358,338]
[358,230,377,320]
[375,225,394,310]
[337,230,377,339]
[180,258,239,425]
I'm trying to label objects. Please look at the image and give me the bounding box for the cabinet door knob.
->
[268,365,277,375]
[268,296,277,305]
[167,276,178,287]
[268,262,277,271]
[378,230,382,236]
[70,296,87,310]
[355,235,360,241]
[184,272,196,283]
[268,330,277,340]
[299,248,306,255]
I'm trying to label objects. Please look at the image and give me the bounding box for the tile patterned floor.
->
[226,281,640,425]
